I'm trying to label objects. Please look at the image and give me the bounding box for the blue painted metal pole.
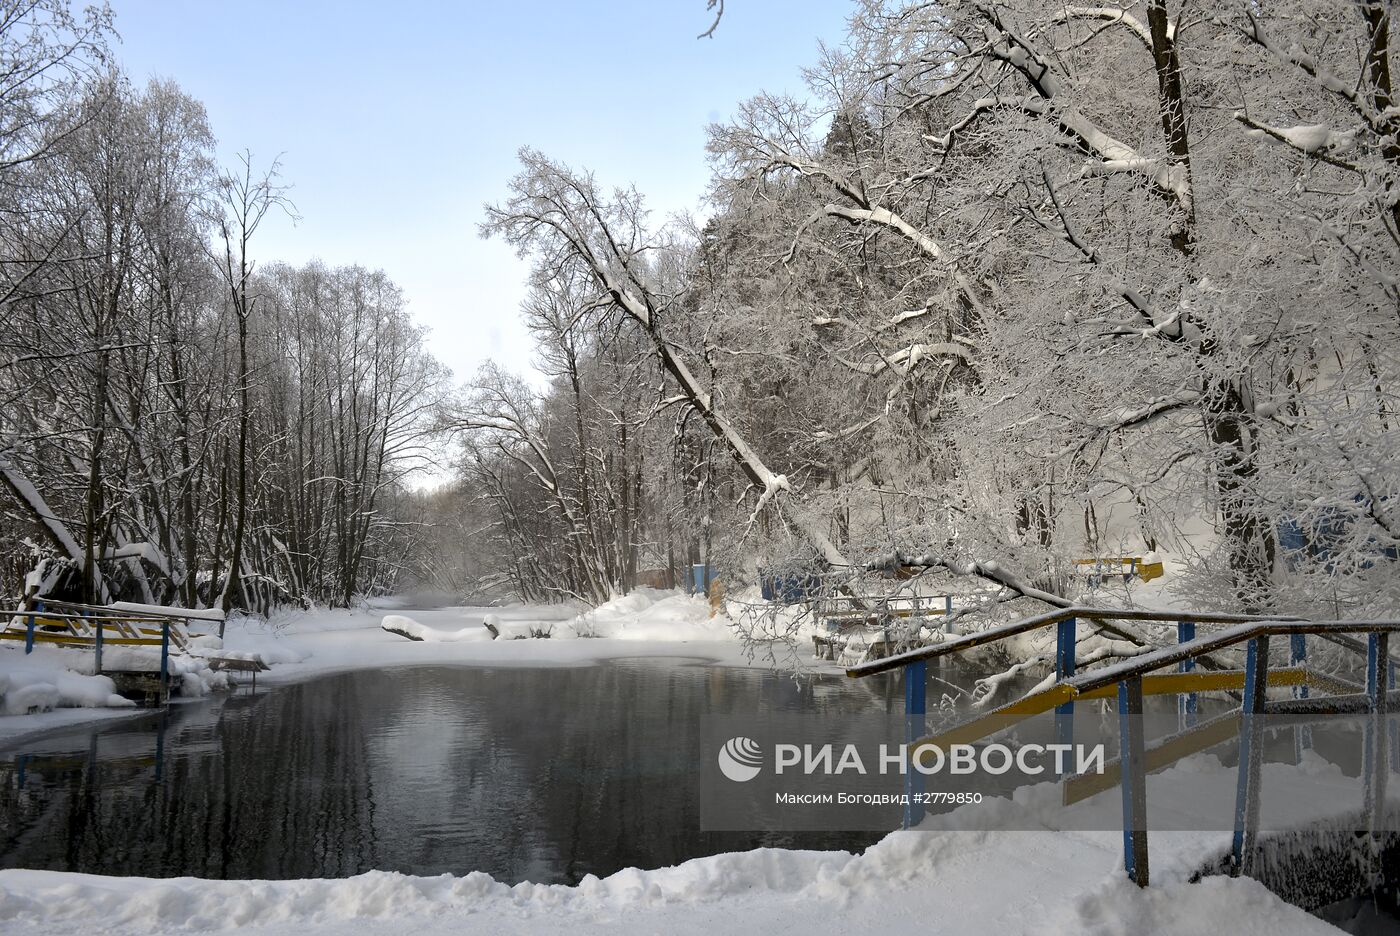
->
[1291,634,1310,758]
[1055,617,1076,758]
[94,621,104,674]
[903,659,927,830]
[1289,634,1308,694]
[1177,621,1197,729]
[1232,636,1270,875]
[943,594,953,634]
[1118,675,1149,886]
[24,602,38,654]
[1364,633,1389,832]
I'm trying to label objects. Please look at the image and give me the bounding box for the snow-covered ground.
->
[0,591,1367,933]
[0,590,770,746]
[0,807,1342,935]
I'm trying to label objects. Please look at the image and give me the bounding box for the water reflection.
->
[0,659,926,883]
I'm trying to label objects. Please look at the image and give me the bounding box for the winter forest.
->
[3,0,1399,633]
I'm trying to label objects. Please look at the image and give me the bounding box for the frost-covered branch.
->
[484,151,853,567]
[1236,113,1360,172]
[835,342,972,378]
[972,4,1193,215]
[1051,6,1156,51]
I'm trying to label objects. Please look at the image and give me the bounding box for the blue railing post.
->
[1055,616,1076,760]
[943,595,953,634]
[94,620,104,674]
[24,608,35,654]
[1177,621,1197,730]
[159,620,170,703]
[1390,660,1398,775]
[1118,675,1149,886]
[1364,633,1389,833]
[1289,634,1311,759]
[903,659,927,829]
[1232,635,1270,875]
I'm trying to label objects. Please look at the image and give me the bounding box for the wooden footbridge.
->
[846,605,1400,890]
[0,597,250,704]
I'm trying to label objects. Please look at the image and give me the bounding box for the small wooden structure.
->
[1,594,225,706]
[1072,556,1165,584]
[206,656,270,692]
[812,593,954,666]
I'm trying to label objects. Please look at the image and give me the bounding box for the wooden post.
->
[1118,675,1149,886]
[159,620,170,705]
[1232,635,1269,875]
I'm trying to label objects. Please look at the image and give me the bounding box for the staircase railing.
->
[844,604,1400,887]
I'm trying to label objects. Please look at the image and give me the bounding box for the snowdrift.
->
[564,589,735,640]
[0,648,133,715]
[0,818,1337,936]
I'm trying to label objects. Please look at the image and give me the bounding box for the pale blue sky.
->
[110,1,854,383]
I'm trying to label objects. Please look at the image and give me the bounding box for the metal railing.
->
[0,600,212,701]
[845,604,1400,887]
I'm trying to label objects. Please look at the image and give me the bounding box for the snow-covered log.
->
[380,614,497,643]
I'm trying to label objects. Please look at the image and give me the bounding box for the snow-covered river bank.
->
[0,595,1364,933]
[0,591,777,747]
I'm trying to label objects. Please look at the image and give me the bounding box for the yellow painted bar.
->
[1074,667,1307,702]
[912,684,1078,753]
[0,631,161,647]
[1063,715,1242,805]
[913,668,1319,757]
[1303,670,1355,694]
[21,617,80,632]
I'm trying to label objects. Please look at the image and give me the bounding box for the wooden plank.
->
[205,656,269,673]
[912,684,1078,753]
[1076,667,1306,701]
[912,667,1326,771]
[1064,713,1242,805]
